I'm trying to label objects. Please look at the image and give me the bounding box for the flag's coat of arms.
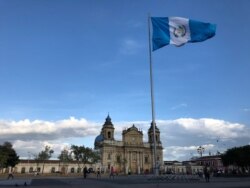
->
[151,17,216,50]
[174,25,186,38]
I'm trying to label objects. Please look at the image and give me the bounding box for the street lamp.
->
[197,146,205,157]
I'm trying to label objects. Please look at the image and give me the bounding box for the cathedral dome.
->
[95,134,104,143]
[122,124,143,135]
[94,134,104,149]
[127,124,139,131]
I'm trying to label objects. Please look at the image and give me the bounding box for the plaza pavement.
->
[1,174,250,188]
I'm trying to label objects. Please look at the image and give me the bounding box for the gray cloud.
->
[0,117,249,161]
[0,117,100,141]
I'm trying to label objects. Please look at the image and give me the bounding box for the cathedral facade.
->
[94,115,163,174]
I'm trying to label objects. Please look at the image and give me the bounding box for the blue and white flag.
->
[151,17,216,51]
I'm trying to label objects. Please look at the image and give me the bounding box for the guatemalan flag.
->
[151,17,216,51]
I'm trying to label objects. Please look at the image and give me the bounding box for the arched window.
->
[51,167,55,173]
[108,131,111,138]
[29,167,33,173]
[21,167,26,174]
[108,163,111,170]
[71,168,75,173]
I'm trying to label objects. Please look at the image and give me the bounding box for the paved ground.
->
[1,174,250,188]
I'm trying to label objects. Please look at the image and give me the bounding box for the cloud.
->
[164,144,215,161]
[172,118,246,139]
[0,116,100,156]
[13,140,71,159]
[0,117,102,159]
[156,118,250,160]
[0,117,249,161]
[0,117,100,141]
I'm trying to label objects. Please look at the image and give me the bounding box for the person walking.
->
[109,166,115,180]
[204,165,210,182]
[7,171,14,180]
[96,168,101,179]
[83,166,88,179]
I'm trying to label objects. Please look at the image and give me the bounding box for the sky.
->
[0,0,250,161]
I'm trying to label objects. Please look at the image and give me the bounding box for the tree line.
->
[0,142,19,170]
[0,142,99,173]
[221,145,250,170]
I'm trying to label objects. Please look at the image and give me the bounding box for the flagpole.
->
[148,14,157,176]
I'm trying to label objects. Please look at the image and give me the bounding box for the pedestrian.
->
[204,165,210,182]
[83,166,88,179]
[109,166,115,179]
[96,168,101,179]
[7,171,14,180]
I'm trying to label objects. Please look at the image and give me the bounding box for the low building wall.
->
[0,160,94,175]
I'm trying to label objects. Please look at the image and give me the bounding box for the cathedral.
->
[94,115,163,174]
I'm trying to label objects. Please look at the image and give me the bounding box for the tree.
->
[91,150,100,164]
[35,145,54,174]
[58,148,73,162]
[0,142,19,172]
[58,148,73,174]
[70,145,100,170]
[37,145,54,160]
[221,145,250,173]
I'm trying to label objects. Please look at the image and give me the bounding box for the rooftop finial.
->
[103,114,113,126]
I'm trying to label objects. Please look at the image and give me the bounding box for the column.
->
[137,151,140,174]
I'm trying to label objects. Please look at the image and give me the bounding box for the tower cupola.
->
[148,121,161,144]
[101,114,115,140]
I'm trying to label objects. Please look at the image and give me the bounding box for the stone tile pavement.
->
[0,174,250,188]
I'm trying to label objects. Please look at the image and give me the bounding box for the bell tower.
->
[148,121,161,144]
[101,114,115,140]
